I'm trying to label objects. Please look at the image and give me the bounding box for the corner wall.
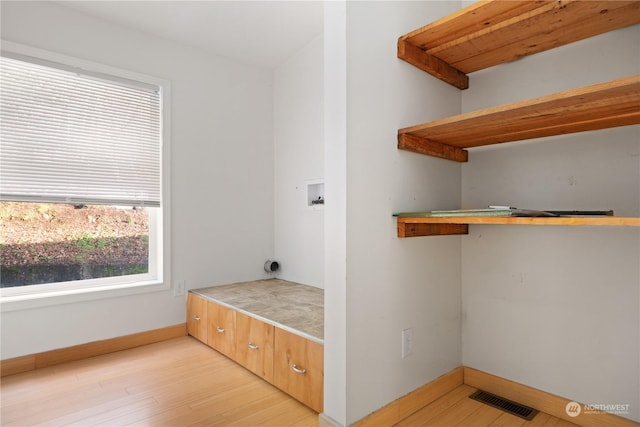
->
[340,1,463,423]
[461,25,640,422]
[323,2,347,424]
[274,34,324,288]
[0,1,275,358]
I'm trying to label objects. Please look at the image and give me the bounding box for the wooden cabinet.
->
[186,293,208,344]
[235,312,275,382]
[395,0,640,237]
[188,286,324,413]
[274,328,324,413]
[207,300,236,359]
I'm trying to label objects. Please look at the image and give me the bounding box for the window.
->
[0,42,170,308]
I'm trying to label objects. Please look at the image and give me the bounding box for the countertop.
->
[191,278,324,343]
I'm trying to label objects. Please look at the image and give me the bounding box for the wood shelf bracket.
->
[397,39,469,90]
[398,133,469,163]
[398,222,469,238]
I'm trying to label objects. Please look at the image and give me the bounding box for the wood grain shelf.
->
[398,75,640,162]
[396,216,640,238]
[398,0,640,89]
[395,1,640,237]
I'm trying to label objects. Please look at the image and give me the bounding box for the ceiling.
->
[56,1,324,70]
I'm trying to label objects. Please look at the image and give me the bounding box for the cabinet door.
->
[207,300,236,358]
[235,312,275,383]
[186,293,207,344]
[274,328,323,413]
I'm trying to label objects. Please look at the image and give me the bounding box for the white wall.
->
[0,1,275,358]
[5,2,636,424]
[461,25,640,422]
[274,35,324,288]
[334,2,464,424]
[323,2,347,424]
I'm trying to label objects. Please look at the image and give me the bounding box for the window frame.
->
[0,41,171,312]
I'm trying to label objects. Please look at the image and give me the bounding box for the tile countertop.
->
[191,278,324,343]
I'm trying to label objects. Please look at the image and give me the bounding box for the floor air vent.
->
[469,390,539,421]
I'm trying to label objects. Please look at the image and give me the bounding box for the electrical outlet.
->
[402,328,413,358]
[173,280,185,297]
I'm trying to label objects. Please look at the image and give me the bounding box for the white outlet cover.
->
[402,328,413,358]
[173,280,185,297]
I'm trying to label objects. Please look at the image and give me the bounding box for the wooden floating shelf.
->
[398,0,640,89]
[397,216,640,238]
[395,1,640,238]
[398,75,640,162]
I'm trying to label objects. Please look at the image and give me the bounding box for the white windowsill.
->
[0,280,170,312]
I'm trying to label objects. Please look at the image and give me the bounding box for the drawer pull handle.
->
[215,326,225,333]
[291,364,307,374]
[192,315,200,321]
[248,342,259,351]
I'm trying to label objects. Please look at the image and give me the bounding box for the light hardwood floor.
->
[394,384,579,427]
[1,337,578,427]
[0,337,318,426]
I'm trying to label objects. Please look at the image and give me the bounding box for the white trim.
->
[0,281,169,312]
[0,40,167,89]
[0,40,172,311]
[319,413,345,427]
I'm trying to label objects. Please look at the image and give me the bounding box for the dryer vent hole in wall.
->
[469,390,539,421]
[264,260,279,273]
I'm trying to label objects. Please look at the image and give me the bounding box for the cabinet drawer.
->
[274,328,323,412]
[235,312,275,382]
[186,293,207,344]
[207,300,236,358]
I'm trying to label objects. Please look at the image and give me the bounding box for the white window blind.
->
[0,54,161,207]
